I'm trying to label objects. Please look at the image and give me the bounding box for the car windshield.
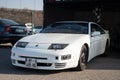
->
[1,19,19,25]
[41,22,88,34]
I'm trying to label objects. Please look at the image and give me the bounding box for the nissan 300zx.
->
[11,21,110,71]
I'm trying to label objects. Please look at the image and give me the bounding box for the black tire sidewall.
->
[102,41,109,57]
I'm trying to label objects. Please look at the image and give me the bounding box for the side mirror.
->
[91,31,101,37]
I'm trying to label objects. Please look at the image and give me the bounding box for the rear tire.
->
[101,41,109,57]
[76,45,88,71]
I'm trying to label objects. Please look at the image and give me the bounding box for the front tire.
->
[76,45,88,71]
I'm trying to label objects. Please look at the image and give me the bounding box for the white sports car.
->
[11,21,110,71]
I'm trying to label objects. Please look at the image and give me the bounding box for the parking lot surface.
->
[0,44,120,80]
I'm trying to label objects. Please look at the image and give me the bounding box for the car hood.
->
[20,33,88,44]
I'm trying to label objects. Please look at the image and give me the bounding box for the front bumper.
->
[11,48,78,70]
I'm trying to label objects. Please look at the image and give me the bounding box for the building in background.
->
[43,0,120,49]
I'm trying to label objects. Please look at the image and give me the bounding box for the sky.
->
[0,0,43,10]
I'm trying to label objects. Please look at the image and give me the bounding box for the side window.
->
[91,24,105,34]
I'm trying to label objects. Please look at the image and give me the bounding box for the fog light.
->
[12,53,15,56]
[61,54,71,60]
[11,53,15,56]
[12,59,16,64]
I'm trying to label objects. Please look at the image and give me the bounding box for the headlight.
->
[16,42,29,48]
[48,44,68,50]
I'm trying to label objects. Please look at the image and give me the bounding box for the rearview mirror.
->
[91,31,100,37]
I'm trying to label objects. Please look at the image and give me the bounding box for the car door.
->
[90,23,102,59]
[95,24,107,54]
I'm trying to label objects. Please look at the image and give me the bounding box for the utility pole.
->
[31,11,34,34]
[31,0,36,34]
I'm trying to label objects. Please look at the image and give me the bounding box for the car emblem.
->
[35,44,39,47]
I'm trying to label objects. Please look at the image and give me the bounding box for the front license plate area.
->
[25,58,37,68]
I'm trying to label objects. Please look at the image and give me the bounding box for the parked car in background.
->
[11,21,110,71]
[0,18,27,45]
[33,26,42,34]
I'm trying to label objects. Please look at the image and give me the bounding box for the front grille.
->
[20,56,47,60]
